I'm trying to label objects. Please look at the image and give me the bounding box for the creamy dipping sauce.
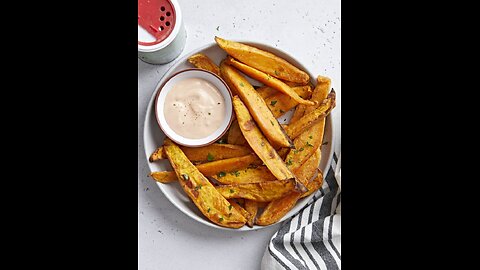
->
[164,77,226,139]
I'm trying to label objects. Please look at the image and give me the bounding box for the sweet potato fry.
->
[294,148,321,187]
[227,120,247,145]
[180,144,251,163]
[163,138,246,228]
[244,200,259,227]
[233,96,306,192]
[149,146,166,162]
[151,154,262,183]
[228,199,251,221]
[215,36,309,84]
[301,171,324,198]
[226,56,315,106]
[289,76,329,123]
[285,77,331,171]
[256,86,278,99]
[285,90,336,140]
[187,53,221,76]
[149,144,252,163]
[212,165,277,184]
[222,62,293,148]
[256,150,322,226]
[266,85,312,118]
[255,192,301,226]
[219,60,239,96]
[290,104,308,124]
[256,76,332,226]
[307,76,332,112]
[216,180,295,202]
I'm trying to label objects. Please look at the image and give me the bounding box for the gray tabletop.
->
[138,1,341,269]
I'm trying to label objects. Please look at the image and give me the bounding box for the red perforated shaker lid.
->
[138,0,177,46]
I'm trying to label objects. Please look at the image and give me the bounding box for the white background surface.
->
[138,1,341,269]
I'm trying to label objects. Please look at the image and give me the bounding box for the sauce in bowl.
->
[163,77,226,139]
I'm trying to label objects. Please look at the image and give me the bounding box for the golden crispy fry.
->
[226,57,315,106]
[294,148,321,186]
[266,85,312,118]
[163,138,246,228]
[301,171,324,198]
[222,63,293,148]
[219,60,239,96]
[285,90,336,140]
[187,53,221,76]
[149,144,251,163]
[255,192,301,226]
[255,150,321,226]
[149,146,165,162]
[212,165,277,184]
[233,96,305,192]
[212,146,289,185]
[256,76,332,226]
[150,171,177,184]
[215,36,309,84]
[306,76,332,113]
[256,86,278,99]
[290,104,308,124]
[216,180,295,202]
[211,145,287,185]
[244,200,259,227]
[284,81,308,87]
[180,144,251,163]
[289,76,330,123]
[151,154,262,183]
[227,120,247,145]
[228,199,251,221]
[285,77,331,171]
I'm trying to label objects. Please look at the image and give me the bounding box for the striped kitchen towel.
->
[261,152,341,270]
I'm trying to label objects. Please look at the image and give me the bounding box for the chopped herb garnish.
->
[322,141,329,145]
[240,82,244,87]
[181,174,189,181]
[299,147,304,151]
[270,100,277,106]
[219,217,224,222]
[207,153,214,161]
[230,171,240,177]
[229,189,235,193]
[216,26,220,31]
[270,120,275,126]
[274,70,280,76]
[195,185,202,190]
[207,208,211,213]
[218,171,226,177]
[228,205,233,210]
[286,159,293,166]
[306,141,313,147]
[309,135,313,139]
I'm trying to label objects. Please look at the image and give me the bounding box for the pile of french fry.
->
[149,37,336,228]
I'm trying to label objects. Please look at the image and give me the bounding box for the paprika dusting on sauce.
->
[164,78,226,139]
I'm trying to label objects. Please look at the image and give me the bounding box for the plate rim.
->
[143,41,334,231]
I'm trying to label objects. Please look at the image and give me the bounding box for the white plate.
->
[143,42,334,231]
